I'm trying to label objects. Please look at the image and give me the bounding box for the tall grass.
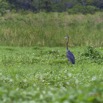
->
[0,12,103,47]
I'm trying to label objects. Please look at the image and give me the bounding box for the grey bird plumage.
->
[65,35,75,64]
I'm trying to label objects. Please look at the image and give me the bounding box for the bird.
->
[65,35,75,64]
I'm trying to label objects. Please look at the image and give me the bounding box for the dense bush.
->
[0,0,11,16]
[68,5,99,14]
[81,46,103,64]
[0,0,102,14]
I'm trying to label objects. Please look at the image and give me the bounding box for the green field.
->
[0,11,103,102]
[0,46,103,103]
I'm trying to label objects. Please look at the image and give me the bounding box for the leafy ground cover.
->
[0,46,103,103]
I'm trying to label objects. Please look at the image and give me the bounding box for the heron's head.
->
[65,35,69,40]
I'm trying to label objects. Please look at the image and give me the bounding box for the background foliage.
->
[0,0,103,15]
[0,1,103,103]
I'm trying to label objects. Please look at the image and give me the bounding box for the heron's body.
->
[66,50,75,64]
[65,35,75,64]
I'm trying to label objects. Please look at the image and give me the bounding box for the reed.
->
[0,12,103,47]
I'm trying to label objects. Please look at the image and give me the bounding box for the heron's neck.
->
[66,38,69,51]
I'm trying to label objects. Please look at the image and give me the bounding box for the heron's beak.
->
[65,35,69,39]
[64,36,67,39]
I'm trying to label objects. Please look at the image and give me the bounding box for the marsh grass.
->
[0,12,103,47]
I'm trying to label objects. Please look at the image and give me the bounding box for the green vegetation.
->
[0,46,103,103]
[0,0,103,16]
[0,1,103,102]
[68,5,99,14]
[1,0,103,12]
[0,12,103,47]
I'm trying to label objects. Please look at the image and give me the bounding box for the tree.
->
[1,0,102,13]
[93,0,103,9]
[0,0,10,15]
[39,0,52,12]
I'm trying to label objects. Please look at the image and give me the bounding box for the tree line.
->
[0,0,103,15]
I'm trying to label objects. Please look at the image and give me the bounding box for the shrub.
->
[0,0,10,16]
[68,5,99,14]
[81,46,103,64]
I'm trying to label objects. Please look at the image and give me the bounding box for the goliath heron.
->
[65,35,75,64]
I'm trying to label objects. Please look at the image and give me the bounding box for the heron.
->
[65,35,75,64]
